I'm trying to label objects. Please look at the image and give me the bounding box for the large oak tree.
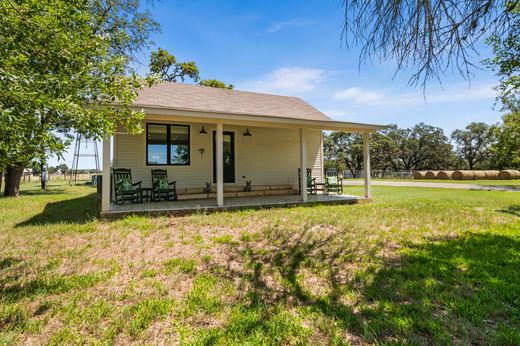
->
[0,0,159,196]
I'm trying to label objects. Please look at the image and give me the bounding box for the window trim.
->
[146,123,191,166]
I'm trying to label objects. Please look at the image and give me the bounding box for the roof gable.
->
[133,82,331,121]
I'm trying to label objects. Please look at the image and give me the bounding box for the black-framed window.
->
[146,123,190,165]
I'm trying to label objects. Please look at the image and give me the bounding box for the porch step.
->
[177,184,294,195]
[176,188,298,201]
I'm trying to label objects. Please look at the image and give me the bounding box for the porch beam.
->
[300,128,307,202]
[363,132,372,199]
[101,137,111,212]
[216,122,224,207]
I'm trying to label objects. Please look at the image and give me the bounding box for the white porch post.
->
[363,132,372,199]
[216,122,224,207]
[300,128,307,202]
[101,136,111,212]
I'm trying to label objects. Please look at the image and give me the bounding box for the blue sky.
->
[51,0,503,167]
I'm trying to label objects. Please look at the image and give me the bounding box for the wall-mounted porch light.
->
[199,126,207,135]
[243,128,252,137]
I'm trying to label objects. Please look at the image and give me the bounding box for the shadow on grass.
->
[497,205,520,217]
[477,185,520,191]
[15,193,98,227]
[206,230,520,344]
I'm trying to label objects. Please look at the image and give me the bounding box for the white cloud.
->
[240,67,328,95]
[333,84,497,107]
[333,87,386,104]
[267,19,312,33]
[321,109,354,118]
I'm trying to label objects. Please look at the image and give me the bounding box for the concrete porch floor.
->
[100,194,363,218]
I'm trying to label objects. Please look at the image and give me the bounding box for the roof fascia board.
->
[136,106,386,132]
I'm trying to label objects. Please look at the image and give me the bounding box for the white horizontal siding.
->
[114,120,323,190]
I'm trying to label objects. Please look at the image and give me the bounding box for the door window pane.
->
[170,125,190,165]
[147,124,167,164]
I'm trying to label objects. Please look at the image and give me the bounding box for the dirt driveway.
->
[347,180,520,192]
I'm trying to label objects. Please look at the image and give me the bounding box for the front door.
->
[213,131,235,183]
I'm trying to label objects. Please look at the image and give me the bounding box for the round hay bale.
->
[472,171,487,180]
[424,171,439,179]
[498,170,520,180]
[437,170,454,180]
[413,171,426,180]
[452,170,476,180]
[483,170,500,179]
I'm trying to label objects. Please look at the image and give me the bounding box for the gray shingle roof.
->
[133,82,331,121]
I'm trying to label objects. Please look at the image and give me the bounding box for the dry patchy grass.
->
[0,182,519,345]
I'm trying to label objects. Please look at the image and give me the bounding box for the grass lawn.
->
[348,178,520,187]
[0,182,519,345]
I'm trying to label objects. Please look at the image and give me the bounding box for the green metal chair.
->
[112,168,143,204]
[298,168,316,195]
[151,169,177,201]
[325,169,343,194]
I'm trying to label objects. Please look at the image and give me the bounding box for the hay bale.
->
[437,170,454,180]
[483,170,500,179]
[475,171,490,180]
[424,171,439,179]
[452,170,476,180]
[498,170,520,180]
[413,171,427,180]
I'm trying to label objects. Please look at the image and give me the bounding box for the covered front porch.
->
[99,100,382,218]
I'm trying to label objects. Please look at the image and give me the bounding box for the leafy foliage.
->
[485,6,520,112]
[0,0,158,195]
[148,48,234,89]
[325,123,455,174]
[387,123,455,170]
[324,132,364,176]
[451,122,497,169]
[198,79,234,89]
[491,112,520,169]
[149,48,200,82]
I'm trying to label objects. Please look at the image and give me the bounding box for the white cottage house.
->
[100,83,384,217]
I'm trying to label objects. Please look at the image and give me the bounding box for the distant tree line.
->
[324,114,520,176]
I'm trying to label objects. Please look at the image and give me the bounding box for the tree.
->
[149,48,200,82]
[491,112,520,169]
[149,48,233,88]
[387,124,455,170]
[0,0,158,196]
[199,79,234,89]
[324,132,364,177]
[341,1,518,86]
[325,124,455,176]
[369,126,399,176]
[451,122,496,169]
[56,163,69,175]
[485,8,520,112]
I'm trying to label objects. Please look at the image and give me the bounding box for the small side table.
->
[315,182,327,194]
[141,188,154,202]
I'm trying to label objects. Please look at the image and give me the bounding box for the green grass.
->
[0,181,519,345]
[349,177,520,186]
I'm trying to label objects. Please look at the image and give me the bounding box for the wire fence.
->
[342,170,415,179]
[21,173,95,183]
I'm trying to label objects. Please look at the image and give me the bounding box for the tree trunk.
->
[4,164,24,197]
[0,171,3,194]
[40,163,47,190]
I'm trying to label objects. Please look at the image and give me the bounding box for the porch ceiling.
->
[133,106,387,133]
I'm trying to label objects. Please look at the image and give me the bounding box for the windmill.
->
[69,133,100,185]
